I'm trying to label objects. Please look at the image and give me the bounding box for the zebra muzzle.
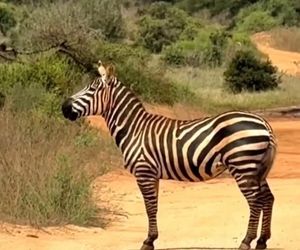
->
[61,98,78,121]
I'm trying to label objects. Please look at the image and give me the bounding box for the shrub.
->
[79,0,125,41]
[147,1,171,19]
[15,0,124,50]
[0,54,85,119]
[176,0,209,14]
[93,42,192,104]
[163,44,185,66]
[206,30,229,67]
[114,60,192,104]
[179,19,203,40]
[177,0,258,17]
[163,28,230,67]
[263,0,298,26]
[137,16,171,53]
[96,42,149,64]
[137,2,190,52]
[3,82,65,119]
[224,50,281,93]
[0,54,83,97]
[236,10,278,33]
[0,3,17,35]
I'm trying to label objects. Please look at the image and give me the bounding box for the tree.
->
[224,50,281,93]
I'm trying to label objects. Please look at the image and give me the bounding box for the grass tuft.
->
[268,27,300,53]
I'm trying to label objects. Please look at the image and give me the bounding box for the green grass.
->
[166,66,300,114]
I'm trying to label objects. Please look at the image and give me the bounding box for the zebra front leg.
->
[137,177,159,250]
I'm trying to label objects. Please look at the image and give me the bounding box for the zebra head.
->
[62,60,115,121]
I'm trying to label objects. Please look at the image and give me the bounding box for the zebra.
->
[62,60,277,250]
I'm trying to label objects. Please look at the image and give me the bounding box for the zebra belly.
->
[158,159,227,182]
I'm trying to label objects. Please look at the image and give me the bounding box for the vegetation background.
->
[0,0,299,227]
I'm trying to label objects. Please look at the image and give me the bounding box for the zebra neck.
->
[103,82,148,148]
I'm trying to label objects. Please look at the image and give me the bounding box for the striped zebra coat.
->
[62,61,277,250]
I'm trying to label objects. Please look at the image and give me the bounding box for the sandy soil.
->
[0,34,300,250]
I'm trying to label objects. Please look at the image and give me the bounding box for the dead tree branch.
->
[0,41,97,74]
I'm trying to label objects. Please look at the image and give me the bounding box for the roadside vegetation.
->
[0,0,299,226]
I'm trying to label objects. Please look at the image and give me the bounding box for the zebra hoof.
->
[256,237,267,249]
[239,242,251,250]
[140,243,154,250]
[256,242,267,249]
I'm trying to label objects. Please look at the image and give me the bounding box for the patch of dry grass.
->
[269,27,300,53]
[0,101,120,227]
[166,66,300,114]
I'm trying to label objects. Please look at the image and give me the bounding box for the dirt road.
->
[252,32,300,76]
[0,119,299,250]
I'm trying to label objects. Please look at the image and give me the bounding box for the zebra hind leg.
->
[137,177,159,250]
[255,180,274,250]
[230,165,263,250]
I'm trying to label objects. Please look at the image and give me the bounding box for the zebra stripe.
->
[62,62,277,250]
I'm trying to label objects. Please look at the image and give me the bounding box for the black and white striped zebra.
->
[62,61,277,250]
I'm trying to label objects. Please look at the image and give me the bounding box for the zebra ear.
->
[97,60,107,78]
[106,63,116,80]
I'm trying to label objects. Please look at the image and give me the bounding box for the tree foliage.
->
[137,2,191,53]
[0,3,17,35]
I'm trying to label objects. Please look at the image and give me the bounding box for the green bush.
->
[137,2,190,52]
[96,42,149,64]
[4,82,63,118]
[236,10,278,33]
[0,54,84,119]
[163,28,229,67]
[176,0,209,14]
[93,42,192,104]
[137,16,171,53]
[0,55,82,97]
[163,44,185,66]
[263,0,298,26]
[147,1,171,19]
[179,19,203,40]
[234,1,298,32]
[224,50,281,93]
[206,30,229,67]
[115,60,193,104]
[79,0,125,41]
[0,3,17,35]
[15,0,124,49]
[177,0,257,17]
